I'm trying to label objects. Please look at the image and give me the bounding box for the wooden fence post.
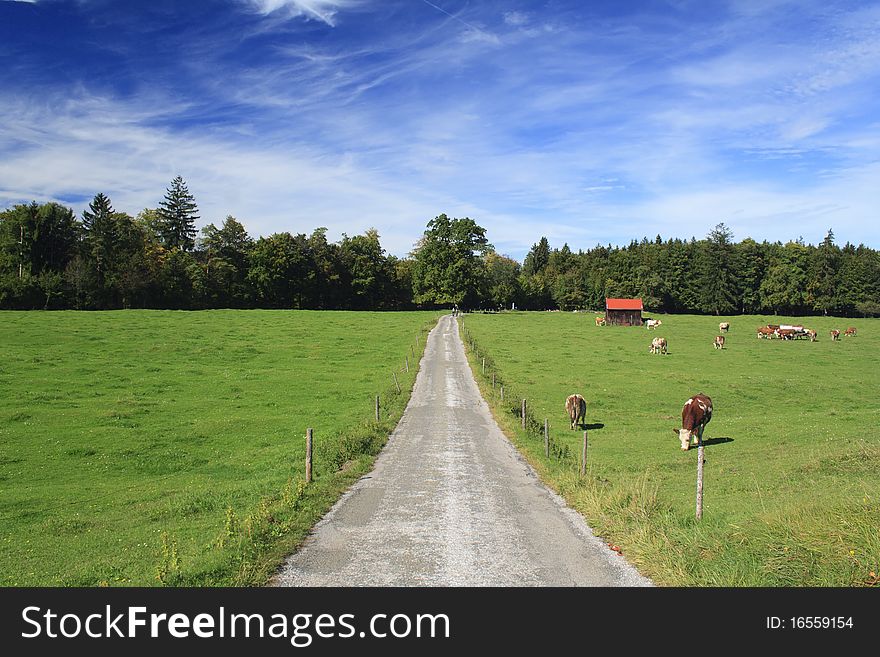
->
[544,419,549,457]
[392,371,401,394]
[305,428,313,483]
[521,399,527,429]
[581,430,588,477]
[696,445,704,520]
[375,395,380,422]
[405,356,409,373]
[500,385,504,401]
[492,372,496,389]
[482,357,485,375]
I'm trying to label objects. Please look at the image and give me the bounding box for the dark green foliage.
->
[2,190,878,315]
[158,176,199,252]
[411,213,492,307]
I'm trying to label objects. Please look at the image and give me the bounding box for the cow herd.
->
[757,324,856,342]
[580,316,859,450]
[644,319,731,356]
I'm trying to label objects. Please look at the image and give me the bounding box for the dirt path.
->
[271,314,651,586]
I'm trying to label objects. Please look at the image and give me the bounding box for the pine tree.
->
[158,176,199,251]
[82,193,118,280]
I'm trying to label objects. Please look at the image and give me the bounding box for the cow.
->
[674,393,713,451]
[844,327,857,337]
[777,328,796,340]
[713,335,725,349]
[806,329,817,342]
[719,322,730,333]
[757,326,776,339]
[565,394,587,430]
[650,336,668,355]
[646,319,662,330]
[830,329,841,341]
[595,316,606,326]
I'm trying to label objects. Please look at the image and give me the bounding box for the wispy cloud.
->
[1,0,879,258]
[237,0,361,26]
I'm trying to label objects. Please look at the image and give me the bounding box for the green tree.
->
[158,176,199,251]
[247,232,312,308]
[806,229,840,315]
[0,202,78,308]
[411,214,491,307]
[200,216,254,307]
[522,237,550,277]
[340,228,392,309]
[484,251,521,309]
[696,223,738,315]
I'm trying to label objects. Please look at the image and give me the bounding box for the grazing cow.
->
[777,328,796,340]
[806,329,817,342]
[595,316,606,326]
[719,322,730,333]
[844,327,857,337]
[650,336,668,355]
[830,329,841,341]
[646,319,662,330]
[713,335,725,349]
[674,393,713,451]
[757,326,776,339]
[565,394,587,430]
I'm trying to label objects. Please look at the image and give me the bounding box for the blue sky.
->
[1,0,878,260]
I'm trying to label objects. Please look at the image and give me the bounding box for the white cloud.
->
[238,0,360,26]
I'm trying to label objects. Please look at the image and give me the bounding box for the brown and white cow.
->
[713,335,725,349]
[806,329,817,342]
[650,337,668,354]
[830,329,841,341]
[719,322,730,333]
[565,394,586,430]
[646,319,662,330]
[757,326,776,339]
[595,316,606,326]
[844,327,857,337]
[674,393,713,451]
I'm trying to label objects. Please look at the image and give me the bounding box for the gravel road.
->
[271,314,651,586]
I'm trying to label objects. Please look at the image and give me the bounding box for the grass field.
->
[0,309,438,586]
[460,312,879,586]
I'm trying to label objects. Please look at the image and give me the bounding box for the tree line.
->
[1,177,878,316]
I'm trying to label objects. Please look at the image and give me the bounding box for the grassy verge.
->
[0,310,439,586]
[458,312,879,586]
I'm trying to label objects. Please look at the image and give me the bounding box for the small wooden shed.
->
[605,298,644,326]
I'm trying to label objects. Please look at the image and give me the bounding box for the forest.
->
[2,177,878,316]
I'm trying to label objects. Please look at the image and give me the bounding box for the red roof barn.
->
[605,298,644,326]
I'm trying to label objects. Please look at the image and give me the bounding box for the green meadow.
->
[460,312,879,586]
[0,310,438,586]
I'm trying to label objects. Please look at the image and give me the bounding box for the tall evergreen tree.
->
[807,229,840,315]
[82,193,118,286]
[158,176,199,251]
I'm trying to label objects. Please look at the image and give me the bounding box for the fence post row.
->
[305,428,313,483]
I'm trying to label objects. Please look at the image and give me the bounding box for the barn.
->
[605,298,644,326]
